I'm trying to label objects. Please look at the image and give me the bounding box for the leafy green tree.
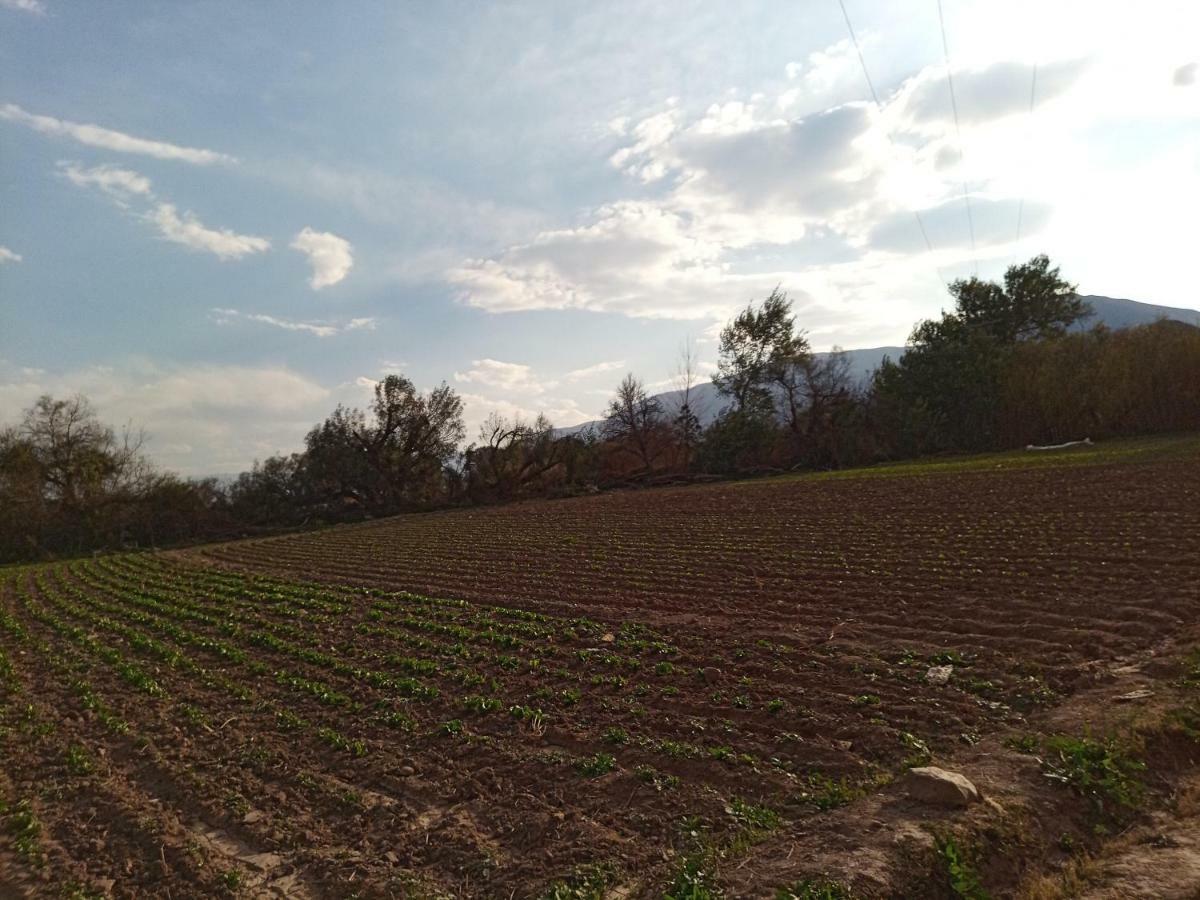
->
[713,287,811,418]
[874,255,1089,452]
[304,374,464,514]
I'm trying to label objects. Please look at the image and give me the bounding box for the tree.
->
[953,254,1087,343]
[464,412,565,500]
[796,350,859,467]
[713,287,809,417]
[304,374,465,514]
[602,374,666,474]
[671,340,705,473]
[873,255,1090,453]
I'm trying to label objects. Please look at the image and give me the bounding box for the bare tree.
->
[671,339,704,472]
[466,412,564,499]
[602,374,666,474]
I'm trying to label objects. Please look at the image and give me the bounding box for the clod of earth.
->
[702,666,722,684]
[902,766,981,807]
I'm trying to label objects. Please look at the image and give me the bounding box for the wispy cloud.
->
[150,204,270,260]
[58,161,269,262]
[0,246,21,264]
[58,161,152,201]
[290,227,354,289]
[564,359,626,381]
[0,103,235,165]
[210,308,375,337]
[0,0,46,15]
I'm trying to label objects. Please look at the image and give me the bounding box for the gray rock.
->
[925,665,953,685]
[903,766,980,807]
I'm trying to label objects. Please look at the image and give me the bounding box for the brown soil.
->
[1,446,1198,897]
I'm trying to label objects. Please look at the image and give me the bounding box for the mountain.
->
[558,295,1200,434]
[1075,295,1200,331]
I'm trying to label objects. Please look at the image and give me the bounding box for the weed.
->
[1003,734,1039,754]
[438,719,464,736]
[664,854,721,899]
[800,774,861,811]
[540,862,619,899]
[1042,734,1144,813]
[934,835,989,900]
[775,880,853,900]
[930,650,966,666]
[900,731,931,767]
[221,867,243,890]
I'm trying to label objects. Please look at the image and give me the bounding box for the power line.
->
[836,0,944,286]
[935,0,977,275]
[1014,61,1039,248]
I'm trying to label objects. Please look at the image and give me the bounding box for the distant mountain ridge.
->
[558,295,1200,434]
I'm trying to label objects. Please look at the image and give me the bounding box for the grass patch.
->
[1042,734,1145,815]
[540,862,618,899]
[935,834,989,900]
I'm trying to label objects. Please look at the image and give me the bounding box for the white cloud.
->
[1175,62,1198,87]
[58,161,268,263]
[290,227,354,289]
[150,203,270,260]
[564,359,626,381]
[0,0,45,14]
[0,246,21,264]
[210,308,375,337]
[457,391,589,442]
[0,103,235,165]
[58,162,153,202]
[454,358,550,394]
[0,360,332,476]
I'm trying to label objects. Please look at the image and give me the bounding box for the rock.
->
[925,665,953,685]
[834,739,853,752]
[601,632,615,643]
[397,765,416,777]
[701,666,722,684]
[239,851,282,871]
[242,809,265,824]
[903,766,980,807]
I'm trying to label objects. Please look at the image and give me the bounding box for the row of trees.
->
[4,256,1199,561]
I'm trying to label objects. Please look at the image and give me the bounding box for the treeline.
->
[3,255,1199,562]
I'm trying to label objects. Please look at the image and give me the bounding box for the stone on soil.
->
[903,766,980,807]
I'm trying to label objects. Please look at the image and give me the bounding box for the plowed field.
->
[2,437,1198,898]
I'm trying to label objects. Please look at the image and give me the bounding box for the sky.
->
[1,0,1198,476]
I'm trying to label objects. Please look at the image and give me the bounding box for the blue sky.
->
[2,0,1198,475]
